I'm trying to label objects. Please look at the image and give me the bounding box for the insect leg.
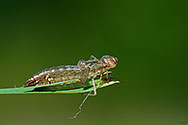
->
[106,71,109,79]
[79,61,90,85]
[92,78,97,96]
[70,91,92,119]
[77,59,86,67]
[97,73,103,88]
[90,55,98,60]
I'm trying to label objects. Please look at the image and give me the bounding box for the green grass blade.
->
[0,78,119,95]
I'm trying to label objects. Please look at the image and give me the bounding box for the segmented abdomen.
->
[23,65,82,87]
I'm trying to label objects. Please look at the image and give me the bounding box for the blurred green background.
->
[0,0,187,125]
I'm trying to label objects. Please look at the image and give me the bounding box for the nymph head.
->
[100,55,118,69]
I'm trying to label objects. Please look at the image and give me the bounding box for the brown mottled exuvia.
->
[23,55,118,90]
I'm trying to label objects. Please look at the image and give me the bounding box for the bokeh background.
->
[0,1,187,125]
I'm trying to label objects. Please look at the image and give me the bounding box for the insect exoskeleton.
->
[23,55,118,89]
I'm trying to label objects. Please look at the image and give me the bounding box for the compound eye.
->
[103,58,109,64]
[101,55,110,62]
[113,57,118,64]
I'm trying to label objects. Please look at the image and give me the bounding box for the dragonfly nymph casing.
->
[23,55,118,88]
